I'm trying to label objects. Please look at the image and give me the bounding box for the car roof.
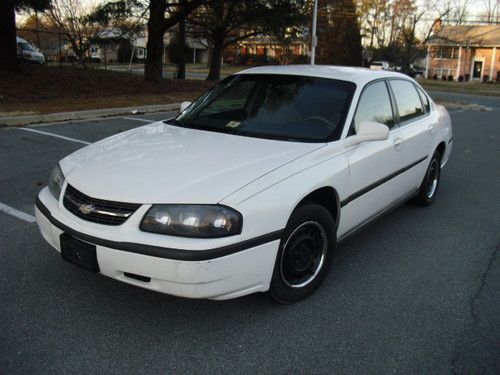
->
[16,37,28,43]
[237,65,407,86]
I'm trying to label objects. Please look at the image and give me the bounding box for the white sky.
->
[17,0,494,39]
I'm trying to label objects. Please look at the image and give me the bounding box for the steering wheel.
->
[303,116,334,128]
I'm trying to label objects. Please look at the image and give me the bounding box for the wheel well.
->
[297,187,339,224]
[436,142,446,161]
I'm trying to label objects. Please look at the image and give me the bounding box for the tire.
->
[413,150,441,206]
[269,203,336,304]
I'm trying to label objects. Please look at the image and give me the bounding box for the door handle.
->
[393,137,404,150]
[427,123,437,133]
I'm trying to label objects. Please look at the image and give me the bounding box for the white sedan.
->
[35,66,453,303]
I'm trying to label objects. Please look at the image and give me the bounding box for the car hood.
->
[61,122,323,204]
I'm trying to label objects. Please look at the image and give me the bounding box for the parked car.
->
[408,64,425,78]
[16,37,45,65]
[35,66,453,303]
[369,61,390,70]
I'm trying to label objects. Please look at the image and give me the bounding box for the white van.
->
[369,61,390,71]
[17,37,46,65]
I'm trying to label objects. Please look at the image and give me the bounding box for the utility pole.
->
[310,0,318,65]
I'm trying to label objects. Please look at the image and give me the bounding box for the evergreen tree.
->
[316,0,362,66]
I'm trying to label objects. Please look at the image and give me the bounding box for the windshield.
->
[19,42,36,52]
[169,74,356,142]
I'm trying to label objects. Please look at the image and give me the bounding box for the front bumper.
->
[35,188,280,300]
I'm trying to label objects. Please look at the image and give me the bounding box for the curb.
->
[0,103,181,127]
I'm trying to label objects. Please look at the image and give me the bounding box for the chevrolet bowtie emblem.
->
[78,203,95,215]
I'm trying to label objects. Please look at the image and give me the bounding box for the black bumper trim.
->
[35,197,283,261]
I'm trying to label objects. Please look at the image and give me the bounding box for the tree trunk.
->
[206,33,224,81]
[70,39,86,68]
[145,0,167,83]
[177,1,186,80]
[0,0,19,72]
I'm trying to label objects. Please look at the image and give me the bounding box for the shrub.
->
[482,74,489,83]
[442,75,447,81]
[465,74,470,81]
[447,74,453,81]
[458,75,464,82]
[432,74,438,80]
[117,41,133,63]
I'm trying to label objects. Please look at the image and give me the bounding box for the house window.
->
[434,68,455,78]
[433,47,458,59]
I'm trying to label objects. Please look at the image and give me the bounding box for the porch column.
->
[456,46,462,80]
[425,45,430,79]
[490,47,496,81]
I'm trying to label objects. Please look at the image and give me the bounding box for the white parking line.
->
[0,202,36,223]
[18,128,90,145]
[122,117,154,123]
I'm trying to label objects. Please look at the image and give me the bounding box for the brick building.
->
[425,23,500,81]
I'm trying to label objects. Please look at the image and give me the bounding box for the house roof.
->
[427,25,500,47]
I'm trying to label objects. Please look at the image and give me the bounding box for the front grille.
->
[63,184,141,226]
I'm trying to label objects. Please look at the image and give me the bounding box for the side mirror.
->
[180,101,192,112]
[345,121,389,147]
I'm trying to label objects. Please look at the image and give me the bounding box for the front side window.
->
[389,80,424,122]
[171,74,356,142]
[19,42,35,52]
[353,81,394,131]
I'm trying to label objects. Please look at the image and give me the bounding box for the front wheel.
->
[413,150,441,206]
[269,203,335,304]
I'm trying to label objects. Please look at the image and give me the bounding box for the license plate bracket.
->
[60,233,99,272]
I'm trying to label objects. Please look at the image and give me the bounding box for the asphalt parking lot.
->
[1,100,499,373]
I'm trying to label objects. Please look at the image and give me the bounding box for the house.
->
[89,29,126,63]
[163,30,209,64]
[89,28,153,63]
[425,22,500,81]
[234,35,308,65]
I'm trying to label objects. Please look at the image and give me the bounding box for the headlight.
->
[140,205,242,238]
[48,165,65,200]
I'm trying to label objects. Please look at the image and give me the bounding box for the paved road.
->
[0,108,498,374]
[428,91,500,109]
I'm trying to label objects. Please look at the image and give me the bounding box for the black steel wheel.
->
[270,203,335,304]
[280,221,328,289]
[413,150,442,206]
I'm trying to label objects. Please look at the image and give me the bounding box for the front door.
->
[473,61,483,79]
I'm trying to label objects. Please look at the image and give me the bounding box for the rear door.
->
[338,80,407,237]
[388,80,434,192]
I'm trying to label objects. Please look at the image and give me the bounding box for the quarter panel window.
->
[354,81,394,130]
[416,86,430,113]
[389,80,424,122]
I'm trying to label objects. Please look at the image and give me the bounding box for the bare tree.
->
[44,0,100,67]
[482,0,499,22]
[357,0,391,47]
[450,0,475,24]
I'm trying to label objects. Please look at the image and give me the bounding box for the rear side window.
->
[353,81,394,130]
[389,80,424,122]
[416,86,430,113]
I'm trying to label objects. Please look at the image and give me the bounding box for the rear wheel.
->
[269,203,335,304]
[413,150,441,206]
